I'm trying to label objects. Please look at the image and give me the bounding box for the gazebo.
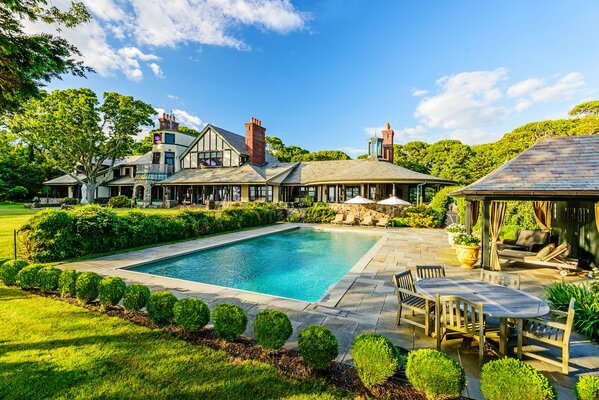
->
[451,135,599,270]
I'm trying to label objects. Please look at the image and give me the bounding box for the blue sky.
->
[36,0,599,156]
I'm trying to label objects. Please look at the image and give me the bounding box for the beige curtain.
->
[532,201,552,231]
[595,203,599,234]
[490,201,507,270]
[471,201,480,228]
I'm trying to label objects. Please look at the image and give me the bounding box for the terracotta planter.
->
[454,244,480,269]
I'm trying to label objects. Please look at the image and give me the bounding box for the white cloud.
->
[507,78,544,98]
[514,99,532,112]
[149,63,163,78]
[363,126,386,137]
[342,146,366,155]
[508,73,585,104]
[172,108,205,130]
[411,88,429,97]
[414,68,509,130]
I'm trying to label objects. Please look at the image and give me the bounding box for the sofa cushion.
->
[515,230,549,250]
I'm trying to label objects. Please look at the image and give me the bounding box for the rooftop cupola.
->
[381,122,394,163]
[159,113,179,131]
[368,135,383,159]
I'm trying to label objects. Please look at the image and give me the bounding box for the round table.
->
[415,277,550,356]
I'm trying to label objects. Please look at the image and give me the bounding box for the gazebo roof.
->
[452,135,599,198]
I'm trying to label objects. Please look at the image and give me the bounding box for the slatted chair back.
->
[393,270,416,302]
[480,269,521,289]
[416,265,446,280]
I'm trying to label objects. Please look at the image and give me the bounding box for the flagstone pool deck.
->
[59,223,598,400]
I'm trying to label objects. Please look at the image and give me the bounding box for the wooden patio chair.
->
[416,265,446,280]
[332,213,344,224]
[480,269,520,289]
[342,213,356,225]
[393,270,435,336]
[435,294,486,364]
[360,215,374,226]
[517,297,576,374]
[376,217,389,228]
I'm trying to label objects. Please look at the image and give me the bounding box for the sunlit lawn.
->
[0,286,343,400]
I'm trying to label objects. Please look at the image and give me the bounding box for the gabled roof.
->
[160,162,297,185]
[44,173,86,185]
[452,135,599,197]
[113,152,152,167]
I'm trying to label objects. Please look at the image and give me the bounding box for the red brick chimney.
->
[159,113,179,131]
[381,122,394,163]
[245,117,266,165]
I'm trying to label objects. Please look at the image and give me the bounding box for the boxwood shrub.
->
[351,333,401,388]
[75,272,102,304]
[98,276,126,308]
[17,264,43,289]
[575,376,599,400]
[405,349,466,400]
[480,358,557,400]
[253,309,293,349]
[0,257,11,267]
[298,325,338,369]
[147,291,178,326]
[37,266,62,293]
[58,269,79,297]
[19,204,282,262]
[107,195,131,208]
[0,259,28,286]
[212,303,248,340]
[173,298,210,331]
[123,283,151,311]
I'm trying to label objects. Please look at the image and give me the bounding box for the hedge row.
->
[18,203,282,262]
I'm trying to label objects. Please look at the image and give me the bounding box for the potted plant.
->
[445,223,466,246]
[453,233,481,269]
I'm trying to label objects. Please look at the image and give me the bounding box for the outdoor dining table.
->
[415,277,550,356]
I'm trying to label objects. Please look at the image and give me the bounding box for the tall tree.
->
[0,0,92,113]
[9,88,156,203]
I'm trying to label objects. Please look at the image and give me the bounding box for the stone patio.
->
[59,224,599,400]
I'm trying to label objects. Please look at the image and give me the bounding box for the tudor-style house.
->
[44,114,453,207]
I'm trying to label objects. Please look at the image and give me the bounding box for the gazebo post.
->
[481,199,491,268]
[465,200,472,234]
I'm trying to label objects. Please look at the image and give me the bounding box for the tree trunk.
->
[86,181,97,204]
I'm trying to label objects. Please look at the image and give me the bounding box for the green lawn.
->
[0,286,344,400]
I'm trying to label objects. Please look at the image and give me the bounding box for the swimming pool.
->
[130,228,381,302]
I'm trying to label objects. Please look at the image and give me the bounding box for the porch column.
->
[360,184,365,197]
[392,184,396,197]
[465,200,472,234]
[481,199,491,268]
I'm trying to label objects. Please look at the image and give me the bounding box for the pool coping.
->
[58,223,387,311]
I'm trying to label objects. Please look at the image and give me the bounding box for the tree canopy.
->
[0,0,92,113]
[265,136,350,162]
[8,88,156,203]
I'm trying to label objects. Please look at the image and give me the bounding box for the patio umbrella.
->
[377,196,411,206]
[344,195,375,204]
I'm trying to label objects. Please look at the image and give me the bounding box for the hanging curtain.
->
[470,200,480,228]
[595,203,599,234]
[489,201,507,271]
[532,201,552,231]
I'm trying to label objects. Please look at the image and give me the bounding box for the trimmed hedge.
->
[98,276,126,308]
[17,264,43,289]
[173,298,210,331]
[575,376,599,400]
[405,349,466,400]
[75,272,102,304]
[480,358,557,400]
[123,283,151,311]
[58,269,79,297]
[19,204,281,262]
[0,259,28,286]
[298,325,338,369]
[0,257,11,267]
[352,333,401,388]
[147,291,178,326]
[37,266,62,293]
[253,309,293,349]
[213,303,248,340]
[107,195,131,208]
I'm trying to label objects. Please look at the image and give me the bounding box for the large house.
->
[44,115,453,206]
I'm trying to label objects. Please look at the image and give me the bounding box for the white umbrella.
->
[377,196,411,206]
[344,195,375,204]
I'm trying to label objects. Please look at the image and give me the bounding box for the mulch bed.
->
[30,290,471,399]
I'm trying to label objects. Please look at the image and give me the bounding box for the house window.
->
[327,186,336,203]
[369,185,376,200]
[152,152,161,164]
[198,151,223,167]
[165,133,175,144]
[345,186,360,199]
[123,167,131,177]
[153,133,162,144]
[249,186,272,202]
[232,186,241,201]
[165,152,175,166]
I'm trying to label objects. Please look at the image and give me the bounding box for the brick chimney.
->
[159,113,179,131]
[381,122,394,163]
[245,117,266,165]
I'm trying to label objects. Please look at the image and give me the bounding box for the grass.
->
[0,286,344,400]
[0,203,36,259]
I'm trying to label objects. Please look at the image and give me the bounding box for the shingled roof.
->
[452,135,599,197]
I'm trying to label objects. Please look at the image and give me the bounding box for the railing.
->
[135,164,174,180]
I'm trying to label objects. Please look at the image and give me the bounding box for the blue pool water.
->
[131,228,380,302]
